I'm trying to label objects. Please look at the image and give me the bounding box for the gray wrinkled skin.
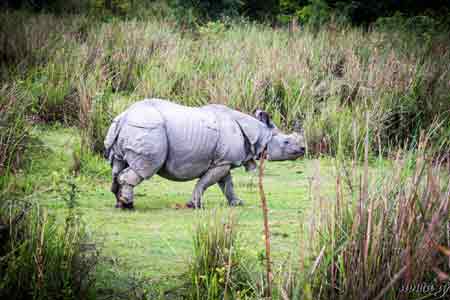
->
[104,99,306,209]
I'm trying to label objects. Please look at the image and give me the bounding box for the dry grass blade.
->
[223,210,234,300]
[373,265,408,300]
[310,246,326,277]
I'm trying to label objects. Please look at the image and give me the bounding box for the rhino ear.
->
[236,116,272,157]
[255,109,275,129]
[236,118,260,145]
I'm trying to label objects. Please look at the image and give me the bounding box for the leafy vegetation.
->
[3,0,450,28]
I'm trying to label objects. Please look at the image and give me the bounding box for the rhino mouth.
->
[288,148,306,158]
[266,150,305,161]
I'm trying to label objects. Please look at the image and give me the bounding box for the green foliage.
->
[92,0,132,16]
[375,12,450,35]
[296,0,331,27]
[170,0,243,20]
[2,0,450,28]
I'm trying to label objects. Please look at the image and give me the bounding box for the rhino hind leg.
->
[187,165,231,209]
[117,167,144,209]
[218,173,244,207]
[116,145,166,209]
[111,159,129,208]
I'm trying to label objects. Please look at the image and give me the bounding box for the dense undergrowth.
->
[308,138,450,299]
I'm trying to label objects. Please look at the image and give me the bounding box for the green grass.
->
[18,126,339,291]
[1,10,449,299]
[6,124,448,299]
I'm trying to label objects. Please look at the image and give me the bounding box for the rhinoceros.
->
[104,99,305,209]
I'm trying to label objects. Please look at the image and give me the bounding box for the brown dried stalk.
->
[259,149,272,299]
[223,210,234,300]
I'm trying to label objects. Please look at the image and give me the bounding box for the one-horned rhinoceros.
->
[104,99,306,209]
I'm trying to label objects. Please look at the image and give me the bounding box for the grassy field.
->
[1,10,449,299]
[5,116,449,299]
[20,124,350,294]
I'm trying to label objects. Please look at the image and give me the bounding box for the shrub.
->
[297,0,332,28]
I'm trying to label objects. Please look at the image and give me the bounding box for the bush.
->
[375,12,450,36]
[296,0,332,28]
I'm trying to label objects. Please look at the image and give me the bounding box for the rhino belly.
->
[158,160,212,181]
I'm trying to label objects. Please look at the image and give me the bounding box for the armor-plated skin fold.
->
[104,98,306,209]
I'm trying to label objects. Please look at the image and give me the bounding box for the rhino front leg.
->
[188,165,231,209]
[218,173,244,207]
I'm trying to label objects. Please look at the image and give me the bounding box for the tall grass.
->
[0,85,31,189]
[306,137,450,299]
[0,181,98,300]
[184,134,450,300]
[187,211,256,300]
[2,12,449,158]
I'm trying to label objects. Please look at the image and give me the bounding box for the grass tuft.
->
[187,210,256,300]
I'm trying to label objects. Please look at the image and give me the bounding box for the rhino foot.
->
[186,201,202,209]
[123,202,134,210]
[229,199,244,207]
[115,201,135,210]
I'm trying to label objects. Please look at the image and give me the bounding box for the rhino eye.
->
[283,140,289,145]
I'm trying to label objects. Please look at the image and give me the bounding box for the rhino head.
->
[254,110,306,161]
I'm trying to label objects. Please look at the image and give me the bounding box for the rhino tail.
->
[104,113,124,160]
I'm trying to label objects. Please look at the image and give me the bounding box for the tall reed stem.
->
[259,150,272,299]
